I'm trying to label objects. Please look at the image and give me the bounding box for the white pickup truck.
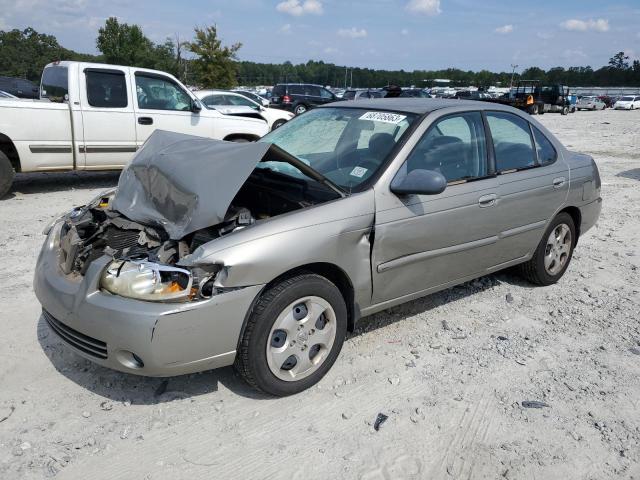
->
[0,61,270,197]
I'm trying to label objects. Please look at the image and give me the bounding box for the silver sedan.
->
[35,99,602,396]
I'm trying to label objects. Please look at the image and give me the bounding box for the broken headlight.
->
[100,260,193,302]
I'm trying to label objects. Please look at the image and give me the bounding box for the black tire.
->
[561,106,569,115]
[519,212,576,286]
[294,103,308,115]
[235,273,347,396]
[528,104,539,115]
[271,119,287,130]
[0,151,15,199]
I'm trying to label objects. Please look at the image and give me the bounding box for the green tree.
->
[0,27,95,81]
[186,25,241,88]
[96,17,157,67]
[608,51,630,70]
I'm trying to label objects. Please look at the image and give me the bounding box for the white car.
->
[0,61,269,198]
[614,95,640,110]
[195,90,294,130]
[232,90,270,107]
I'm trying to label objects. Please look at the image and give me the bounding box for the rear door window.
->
[85,70,128,108]
[289,85,304,95]
[486,112,536,172]
[532,126,557,166]
[41,66,68,102]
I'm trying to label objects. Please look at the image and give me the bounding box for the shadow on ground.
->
[37,270,530,403]
[617,168,640,181]
[2,171,120,200]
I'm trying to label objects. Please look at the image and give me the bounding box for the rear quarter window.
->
[532,127,557,166]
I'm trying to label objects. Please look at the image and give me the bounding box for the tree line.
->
[1,20,639,89]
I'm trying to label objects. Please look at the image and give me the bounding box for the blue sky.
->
[1,0,639,72]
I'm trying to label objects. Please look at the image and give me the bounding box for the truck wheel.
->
[235,272,347,396]
[519,212,576,286]
[528,104,539,115]
[0,151,15,199]
[561,106,569,115]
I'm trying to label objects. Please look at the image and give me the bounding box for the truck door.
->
[132,72,212,145]
[77,67,138,168]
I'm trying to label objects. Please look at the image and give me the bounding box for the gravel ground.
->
[0,109,639,480]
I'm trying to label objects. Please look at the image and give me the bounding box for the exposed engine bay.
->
[57,168,338,278]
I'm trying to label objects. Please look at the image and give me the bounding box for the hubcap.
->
[296,105,306,114]
[544,223,572,275]
[266,296,336,381]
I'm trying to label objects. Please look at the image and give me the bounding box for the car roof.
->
[318,98,490,115]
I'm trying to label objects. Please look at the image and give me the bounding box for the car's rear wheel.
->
[519,212,576,286]
[235,273,347,396]
[0,151,15,199]
[272,119,287,130]
[294,104,308,115]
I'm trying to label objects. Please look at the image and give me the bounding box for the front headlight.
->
[100,260,193,302]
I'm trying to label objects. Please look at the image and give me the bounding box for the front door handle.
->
[138,117,153,125]
[553,177,566,188]
[478,193,497,208]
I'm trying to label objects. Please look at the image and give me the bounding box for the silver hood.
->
[112,130,271,240]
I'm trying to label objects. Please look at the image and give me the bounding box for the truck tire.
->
[561,106,569,115]
[0,151,15,199]
[528,104,539,115]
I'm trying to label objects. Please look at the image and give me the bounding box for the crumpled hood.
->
[112,130,271,240]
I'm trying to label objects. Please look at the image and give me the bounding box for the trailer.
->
[483,80,572,115]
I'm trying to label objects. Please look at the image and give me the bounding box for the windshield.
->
[620,96,633,101]
[259,107,417,191]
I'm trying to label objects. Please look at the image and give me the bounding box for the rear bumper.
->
[34,223,264,377]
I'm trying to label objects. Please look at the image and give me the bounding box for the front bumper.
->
[34,225,264,377]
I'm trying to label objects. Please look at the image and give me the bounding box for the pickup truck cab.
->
[0,61,269,197]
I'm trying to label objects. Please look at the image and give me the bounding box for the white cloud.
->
[401,28,409,35]
[323,46,337,54]
[560,18,609,32]
[278,23,292,34]
[337,27,367,38]
[536,31,554,40]
[406,0,441,16]
[494,24,513,34]
[276,0,323,17]
[563,49,587,59]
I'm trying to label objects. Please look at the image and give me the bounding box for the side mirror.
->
[191,100,202,113]
[390,169,447,196]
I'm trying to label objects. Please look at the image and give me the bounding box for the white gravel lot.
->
[0,109,639,480]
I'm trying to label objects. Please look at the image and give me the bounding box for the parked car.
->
[613,95,640,110]
[0,61,269,198]
[342,89,383,100]
[35,98,601,396]
[597,96,615,108]
[270,83,337,115]
[195,89,294,130]
[576,96,606,110]
[233,90,270,107]
[0,75,39,99]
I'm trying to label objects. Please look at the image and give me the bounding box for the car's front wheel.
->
[0,151,15,199]
[519,212,576,286]
[235,273,347,396]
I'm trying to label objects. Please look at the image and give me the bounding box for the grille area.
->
[43,310,108,359]
[103,227,146,256]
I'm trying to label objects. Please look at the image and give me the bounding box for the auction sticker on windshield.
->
[359,111,407,124]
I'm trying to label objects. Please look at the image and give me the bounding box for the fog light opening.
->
[116,350,145,369]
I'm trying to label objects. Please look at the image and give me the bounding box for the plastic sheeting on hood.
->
[112,130,271,240]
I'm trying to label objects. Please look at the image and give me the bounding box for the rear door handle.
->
[138,117,153,125]
[553,177,566,188]
[478,193,497,207]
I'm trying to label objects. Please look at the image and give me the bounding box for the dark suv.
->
[270,83,336,115]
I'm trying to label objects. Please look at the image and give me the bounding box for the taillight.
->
[282,95,291,103]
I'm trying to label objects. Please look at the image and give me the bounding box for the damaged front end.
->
[51,130,342,304]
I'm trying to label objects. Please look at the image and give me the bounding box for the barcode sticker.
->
[359,111,407,124]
